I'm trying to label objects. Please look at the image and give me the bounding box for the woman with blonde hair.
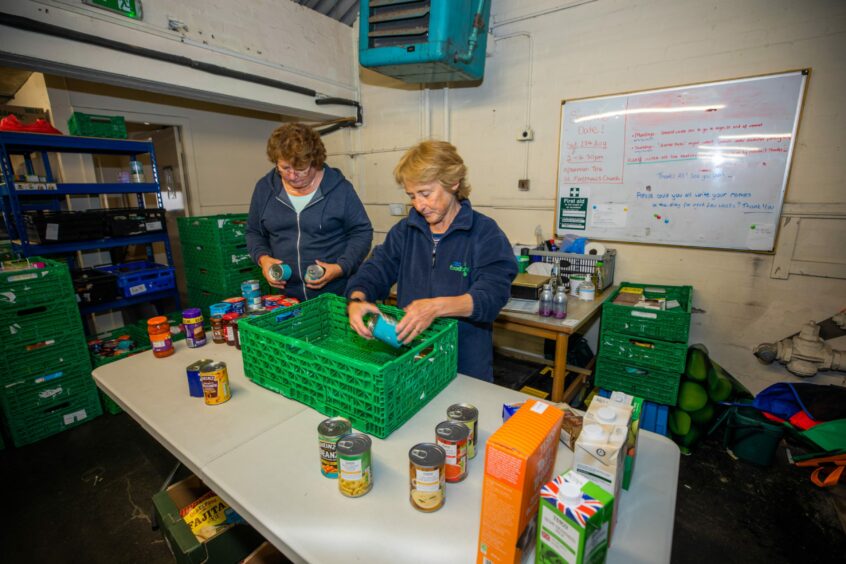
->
[346,140,517,381]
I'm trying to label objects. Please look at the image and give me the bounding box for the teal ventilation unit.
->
[359,0,490,83]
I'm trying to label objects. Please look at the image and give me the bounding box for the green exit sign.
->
[84,0,143,20]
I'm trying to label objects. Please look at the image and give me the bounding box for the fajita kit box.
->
[536,470,614,564]
[478,399,565,564]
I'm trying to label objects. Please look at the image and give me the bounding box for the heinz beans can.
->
[318,417,352,478]
[199,361,231,405]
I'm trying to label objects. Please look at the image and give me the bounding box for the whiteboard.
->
[555,70,808,251]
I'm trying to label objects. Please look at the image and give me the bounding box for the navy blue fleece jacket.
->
[246,165,373,301]
[345,200,517,381]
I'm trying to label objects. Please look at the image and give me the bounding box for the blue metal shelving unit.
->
[0,130,180,317]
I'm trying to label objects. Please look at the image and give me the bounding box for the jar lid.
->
[147,316,167,326]
[182,308,202,318]
[222,312,240,320]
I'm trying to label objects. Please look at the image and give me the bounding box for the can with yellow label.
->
[200,361,231,405]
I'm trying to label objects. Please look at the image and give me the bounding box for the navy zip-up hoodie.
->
[346,200,517,381]
[246,165,373,301]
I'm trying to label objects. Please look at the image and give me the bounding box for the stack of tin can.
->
[241,279,263,312]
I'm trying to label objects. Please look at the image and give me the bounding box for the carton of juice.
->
[477,399,564,564]
[603,392,643,490]
[536,470,614,564]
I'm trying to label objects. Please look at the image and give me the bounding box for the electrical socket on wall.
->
[517,127,534,141]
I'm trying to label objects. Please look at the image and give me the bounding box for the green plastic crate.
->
[240,293,458,438]
[89,324,151,368]
[177,214,248,246]
[7,333,90,381]
[1,385,102,447]
[1,301,85,354]
[0,256,74,314]
[594,356,681,406]
[601,282,693,343]
[181,240,253,269]
[186,286,229,319]
[599,331,688,373]
[183,263,265,294]
[67,112,127,138]
[99,390,123,415]
[1,365,94,415]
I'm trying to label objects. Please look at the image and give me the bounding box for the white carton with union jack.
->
[535,470,613,564]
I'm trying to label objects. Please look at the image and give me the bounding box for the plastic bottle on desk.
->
[593,260,605,291]
[553,287,568,319]
[539,284,554,317]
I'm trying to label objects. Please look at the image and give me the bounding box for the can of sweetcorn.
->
[337,433,372,497]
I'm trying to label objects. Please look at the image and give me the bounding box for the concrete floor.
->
[2,393,844,563]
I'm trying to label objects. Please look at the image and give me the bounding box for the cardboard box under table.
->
[153,474,264,564]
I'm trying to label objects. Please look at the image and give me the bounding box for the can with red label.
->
[435,421,469,483]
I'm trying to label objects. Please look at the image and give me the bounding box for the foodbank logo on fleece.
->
[449,261,469,277]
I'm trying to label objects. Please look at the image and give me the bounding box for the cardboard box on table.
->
[477,399,565,564]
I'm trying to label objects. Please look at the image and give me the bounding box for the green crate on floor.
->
[598,331,688,373]
[1,386,102,447]
[183,263,265,294]
[67,112,127,138]
[89,324,151,368]
[181,239,253,269]
[177,214,248,246]
[7,333,90,381]
[99,390,123,415]
[240,293,457,438]
[594,356,681,406]
[1,365,94,416]
[601,282,693,343]
[1,301,85,354]
[1,256,75,314]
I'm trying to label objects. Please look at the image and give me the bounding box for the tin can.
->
[409,443,446,512]
[268,262,292,281]
[223,296,246,315]
[199,361,231,405]
[447,403,479,459]
[263,295,286,309]
[209,303,232,317]
[337,433,372,497]
[435,421,470,483]
[305,264,325,282]
[222,312,240,346]
[241,279,261,294]
[186,359,212,398]
[318,417,352,478]
[182,308,207,348]
[366,313,402,348]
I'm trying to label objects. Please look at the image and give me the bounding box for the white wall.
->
[0,0,357,118]
[324,0,846,393]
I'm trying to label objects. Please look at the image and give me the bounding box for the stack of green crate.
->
[178,214,268,315]
[595,282,693,406]
[0,257,102,447]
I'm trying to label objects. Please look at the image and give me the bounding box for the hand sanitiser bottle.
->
[553,287,568,319]
[539,284,554,317]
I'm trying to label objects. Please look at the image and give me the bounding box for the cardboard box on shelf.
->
[477,399,564,564]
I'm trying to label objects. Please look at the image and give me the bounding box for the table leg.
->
[552,333,569,402]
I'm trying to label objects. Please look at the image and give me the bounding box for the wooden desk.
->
[495,286,616,403]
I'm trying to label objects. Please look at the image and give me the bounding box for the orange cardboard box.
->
[477,399,564,564]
